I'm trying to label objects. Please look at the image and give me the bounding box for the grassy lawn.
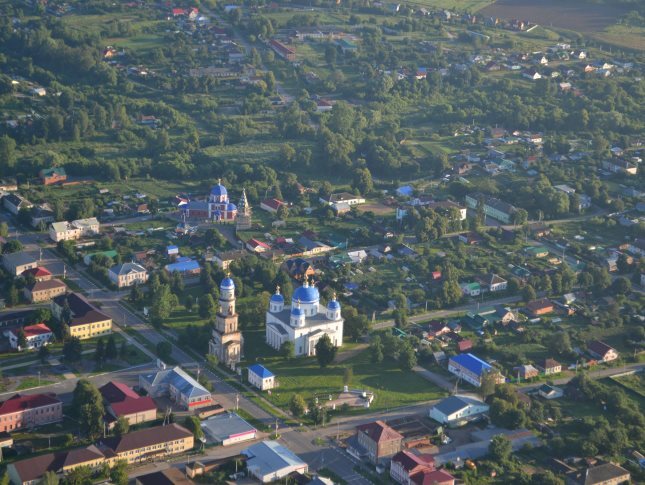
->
[611,373,645,398]
[16,377,55,390]
[242,326,446,413]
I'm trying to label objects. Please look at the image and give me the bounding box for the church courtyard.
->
[241,326,446,415]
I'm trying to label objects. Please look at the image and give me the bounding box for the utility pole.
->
[236,393,239,411]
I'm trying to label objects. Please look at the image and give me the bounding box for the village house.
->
[601,159,638,175]
[319,192,366,210]
[3,193,32,215]
[538,384,563,400]
[538,358,562,375]
[24,279,67,303]
[354,420,403,464]
[7,323,53,351]
[22,266,53,282]
[587,340,619,363]
[284,258,315,282]
[108,262,149,288]
[494,306,516,325]
[51,292,112,340]
[2,252,38,276]
[0,393,63,433]
[246,238,271,253]
[49,218,100,242]
[476,273,508,292]
[39,167,67,186]
[213,249,248,270]
[260,198,287,214]
[426,321,450,339]
[247,364,276,391]
[447,353,504,387]
[513,364,539,380]
[526,298,554,317]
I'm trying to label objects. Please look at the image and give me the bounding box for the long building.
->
[51,292,112,340]
[447,353,505,387]
[7,424,194,484]
[0,393,63,433]
[49,218,100,242]
[465,192,516,224]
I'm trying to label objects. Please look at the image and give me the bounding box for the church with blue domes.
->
[181,180,238,222]
[265,279,344,357]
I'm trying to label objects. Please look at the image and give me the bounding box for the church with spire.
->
[209,276,244,368]
[265,279,343,357]
[236,188,252,231]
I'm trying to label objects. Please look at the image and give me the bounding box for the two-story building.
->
[51,292,112,340]
[48,218,100,242]
[7,323,53,351]
[587,340,619,363]
[3,194,32,215]
[2,252,38,277]
[354,420,403,464]
[465,193,517,224]
[99,381,157,428]
[101,423,194,464]
[24,279,67,303]
[0,393,63,433]
[108,262,148,288]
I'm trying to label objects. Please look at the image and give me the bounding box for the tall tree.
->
[63,337,83,362]
[72,380,105,439]
[105,334,118,360]
[315,334,337,368]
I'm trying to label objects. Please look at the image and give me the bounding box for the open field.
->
[404,0,495,11]
[479,0,628,33]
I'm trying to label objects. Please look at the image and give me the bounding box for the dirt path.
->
[334,343,368,364]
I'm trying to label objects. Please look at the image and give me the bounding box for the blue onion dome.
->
[226,202,237,211]
[210,179,228,196]
[291,305,304,317]
[220,276,235,289]
[292,279,320,304]
[271,286,284,303]
[328,299,341,310]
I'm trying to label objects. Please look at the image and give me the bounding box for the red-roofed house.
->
[587,340,619,363]
[21,266,53,282]
[356,420,403,464]
[410,469,455,485]
[246,238,271,253]
[426,321,450,339]
[269,39,296,61]
[99,381,157,428]
[260,198,287,214]
[457,339,473,353]
[8,323,53,351]
[391,451,435,484]
[0,393,63,432]
[526,298,554,317]
[172,8,185,16]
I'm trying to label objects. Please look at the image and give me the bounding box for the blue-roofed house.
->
[242,441,308,483]
[139,363,212,409]
[396,185,414,197]
[164,259,201,276]
[429,394,489,426]
[248,364,275,391]
[448,353,504,387]
[167,245,179,256]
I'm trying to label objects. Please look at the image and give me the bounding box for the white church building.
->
[265,280,343,357]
